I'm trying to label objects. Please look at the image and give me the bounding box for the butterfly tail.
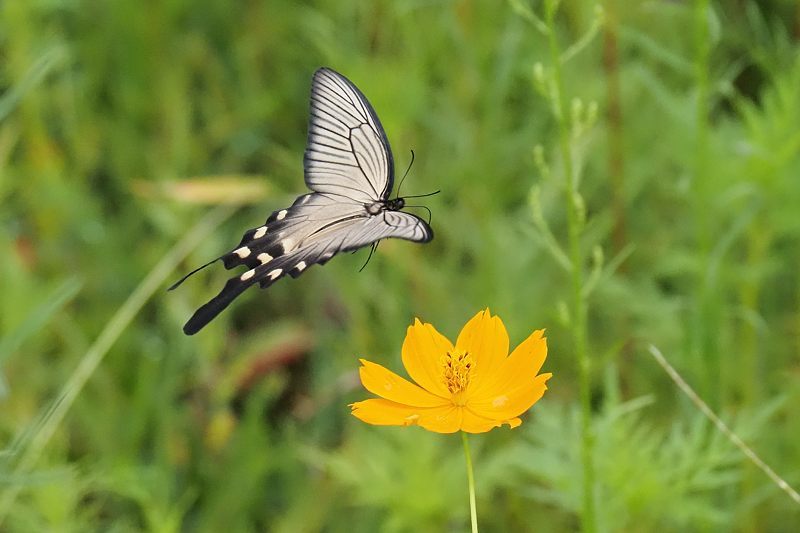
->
[182,276,257,335]
[183,248,305,334]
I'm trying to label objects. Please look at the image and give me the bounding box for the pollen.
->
[441,349,473,400]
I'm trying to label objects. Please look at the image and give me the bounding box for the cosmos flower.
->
[350,309,552,433]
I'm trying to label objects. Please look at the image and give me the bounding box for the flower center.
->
[441,350,472,401]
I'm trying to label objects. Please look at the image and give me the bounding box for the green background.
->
[2,0,800,531]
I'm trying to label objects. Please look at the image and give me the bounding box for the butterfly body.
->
[173,68,433,335]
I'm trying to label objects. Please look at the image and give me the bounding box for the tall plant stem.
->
[544,5,596,532]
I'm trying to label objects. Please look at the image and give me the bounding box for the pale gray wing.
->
[304,68,394,203]
[180,199,431,335]
[312,210,433,253]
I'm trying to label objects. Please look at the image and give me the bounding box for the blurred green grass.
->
[2,0,800,531]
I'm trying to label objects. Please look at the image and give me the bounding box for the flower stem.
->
[543,4,596,532]
[461,432,479,533]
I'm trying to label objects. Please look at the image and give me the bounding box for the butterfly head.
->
[386,197,405,211]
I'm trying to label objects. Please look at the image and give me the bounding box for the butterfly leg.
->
[358,242,379,272]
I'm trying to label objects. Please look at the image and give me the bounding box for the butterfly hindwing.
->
[181,198,432,335]
[182,244,316,335]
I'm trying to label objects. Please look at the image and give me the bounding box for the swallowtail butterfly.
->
[171,68,434,335]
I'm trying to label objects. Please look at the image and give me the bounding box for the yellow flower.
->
[350,309,552,434]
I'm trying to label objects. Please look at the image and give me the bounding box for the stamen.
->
[441,350,473,402]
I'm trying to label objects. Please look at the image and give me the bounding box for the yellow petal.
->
[460,408,522,434]
[350,399,426,426]
[358,359,448,407]
[471,329,547,398]
[350,399,462,434]
[401,319,453,398]
[417,405,462,434]
[510,329,547,374]
[455,309,509,391]
[468,373,552,420]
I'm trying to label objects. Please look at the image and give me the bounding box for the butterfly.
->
[170,67,434,335]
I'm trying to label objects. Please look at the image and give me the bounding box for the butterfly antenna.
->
[359,242,379,272]
[402,189,441,200]
[404,204,433,226]
[168,256,221,291]
[395,149,416,198]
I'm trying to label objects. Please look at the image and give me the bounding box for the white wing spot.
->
[295,261,307,272]
[240,269,255,281]
[257,253,273,264]
[253,226,268,239]
[277,210,288,221]
[267,268,283,280]
[234,247,251,258]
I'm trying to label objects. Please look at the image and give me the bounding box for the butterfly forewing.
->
[305,68,394,202]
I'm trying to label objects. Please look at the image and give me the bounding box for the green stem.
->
[544,5,596,532]
[461,432,479,533]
